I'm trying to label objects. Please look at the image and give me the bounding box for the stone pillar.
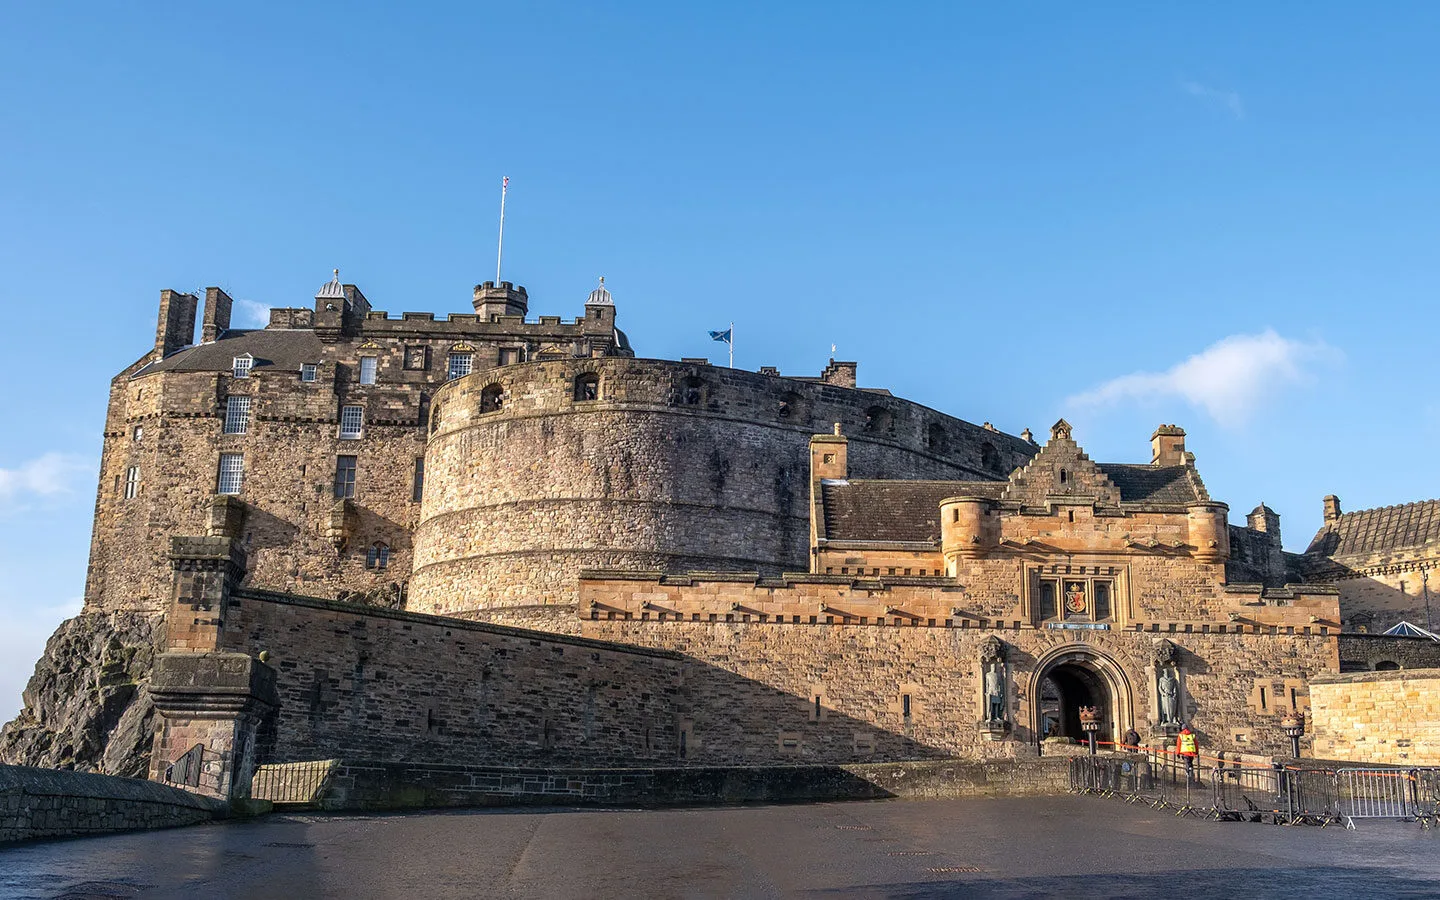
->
[149,652,277,801]
[150,534,276,802]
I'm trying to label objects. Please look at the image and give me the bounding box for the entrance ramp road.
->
[2,797,1439,899]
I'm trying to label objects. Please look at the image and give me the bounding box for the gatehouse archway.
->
[1031,645,1133,750]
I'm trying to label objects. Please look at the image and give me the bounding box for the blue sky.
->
[1,3,1437,721]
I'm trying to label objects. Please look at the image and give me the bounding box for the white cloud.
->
[1066,331,1338,428]
[235,299,272,328]
[0,453,92,509]
[1182,80,1244,119]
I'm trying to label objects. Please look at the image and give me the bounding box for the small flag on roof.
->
[708,328,732,344]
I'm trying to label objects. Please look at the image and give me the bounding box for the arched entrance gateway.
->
[1031,645,1133,750]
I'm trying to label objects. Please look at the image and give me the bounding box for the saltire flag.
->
[708,328,732,344]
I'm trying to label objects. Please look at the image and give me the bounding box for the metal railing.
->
[1071,755,1440,828]
[251,759,336,806]
[163,744,210,789]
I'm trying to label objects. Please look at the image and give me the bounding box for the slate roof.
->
[135,329,325,376]
[1096,464,1206,505]
[820,464,1207,543]
[1305,499,1440,558]
[821,480,1003,543]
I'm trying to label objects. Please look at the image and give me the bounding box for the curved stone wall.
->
[409,358,1035,615]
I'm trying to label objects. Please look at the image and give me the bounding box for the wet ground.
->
[3,796,1439,899]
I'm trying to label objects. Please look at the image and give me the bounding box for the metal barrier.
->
[251,759,336,805]
[163,744,208,789]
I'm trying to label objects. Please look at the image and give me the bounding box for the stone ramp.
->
[0,763,223,844]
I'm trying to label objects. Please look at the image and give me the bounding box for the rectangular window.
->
[446,352,473,381]
[1094,580,1112,620]
[124,466,140,499]
[1038,579,1058,620]
[339,405,364,439]
[223,395,251,434]
[232,357,252,378]
[412,457,425,502]
[217,453,244,494]
[359,356,377,385]
[334,455,357,499]
[902,694,912,721]
[301,363,318,383]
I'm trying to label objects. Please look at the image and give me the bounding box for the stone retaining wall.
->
[319,757,1071,810]
[0,764,222,844]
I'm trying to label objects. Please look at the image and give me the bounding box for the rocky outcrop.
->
[0,612,162,778]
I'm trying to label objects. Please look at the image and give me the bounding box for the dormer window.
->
[232,355,253,378]
[301,363,318,383]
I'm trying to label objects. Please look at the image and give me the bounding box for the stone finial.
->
[979,635,1007,664]
[1153,639,1179,667]
[833,422,842,436]
[1050,419,1072,441]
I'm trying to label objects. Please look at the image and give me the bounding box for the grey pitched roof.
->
[1096,464,1206,506]
[1305,499,1440,558]
[135,329,325,376]
[821,480,1004,543]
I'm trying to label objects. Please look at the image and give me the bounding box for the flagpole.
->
[729,321,734,368]
[495,176,508,284]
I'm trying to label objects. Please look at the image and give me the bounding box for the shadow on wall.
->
[216,590,958,772]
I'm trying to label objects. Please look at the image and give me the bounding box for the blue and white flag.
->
[708,328,732,344]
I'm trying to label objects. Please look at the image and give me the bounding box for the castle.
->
[3,272,1438,799]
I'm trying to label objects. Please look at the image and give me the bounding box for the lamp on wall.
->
[1280,714,1305,759]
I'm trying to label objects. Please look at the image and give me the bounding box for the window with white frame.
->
[359,356,378,385]
[301,363,318,383]
[223,395,251,434]
[124,466,140,499]
[339,405,364,439]
[216,453,244,494]
[232,356,253,378]
[447,352,474,380]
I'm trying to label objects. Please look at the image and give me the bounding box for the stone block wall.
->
[1310,669,1440,765]
[0,764,221,844]
[1338,634,1440,672]
[409,357,1035,615]
[215,589,684,768]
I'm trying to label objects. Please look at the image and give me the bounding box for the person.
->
[1176,724,1198,782]
[1122,727,1141,751]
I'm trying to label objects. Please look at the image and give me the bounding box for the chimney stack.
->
[155,290,198,358]
[1323,495,1342,523]
[202,287,233,343]
[1151,425,1187,466]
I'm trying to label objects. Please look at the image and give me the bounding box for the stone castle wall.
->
[216,589,684,768]
[408,358,1034,615]
[1310,669,1440,766]
[579,574,1340,759]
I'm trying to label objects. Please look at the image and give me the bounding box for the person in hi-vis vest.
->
[1176,725,1198,782]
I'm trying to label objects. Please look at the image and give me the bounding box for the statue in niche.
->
[979,636,1008,724]
[1157,666,1180,726]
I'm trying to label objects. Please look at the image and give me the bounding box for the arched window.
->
[927,423,948,454]
[864,406,893,435]
[573,373,600,402]
[1059,468,1069,484]
[366,542,390,570]
[480,384,504,413]
[680,376,704,407]
[429,400,443,435]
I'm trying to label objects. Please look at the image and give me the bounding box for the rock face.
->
[0,613,162,778]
